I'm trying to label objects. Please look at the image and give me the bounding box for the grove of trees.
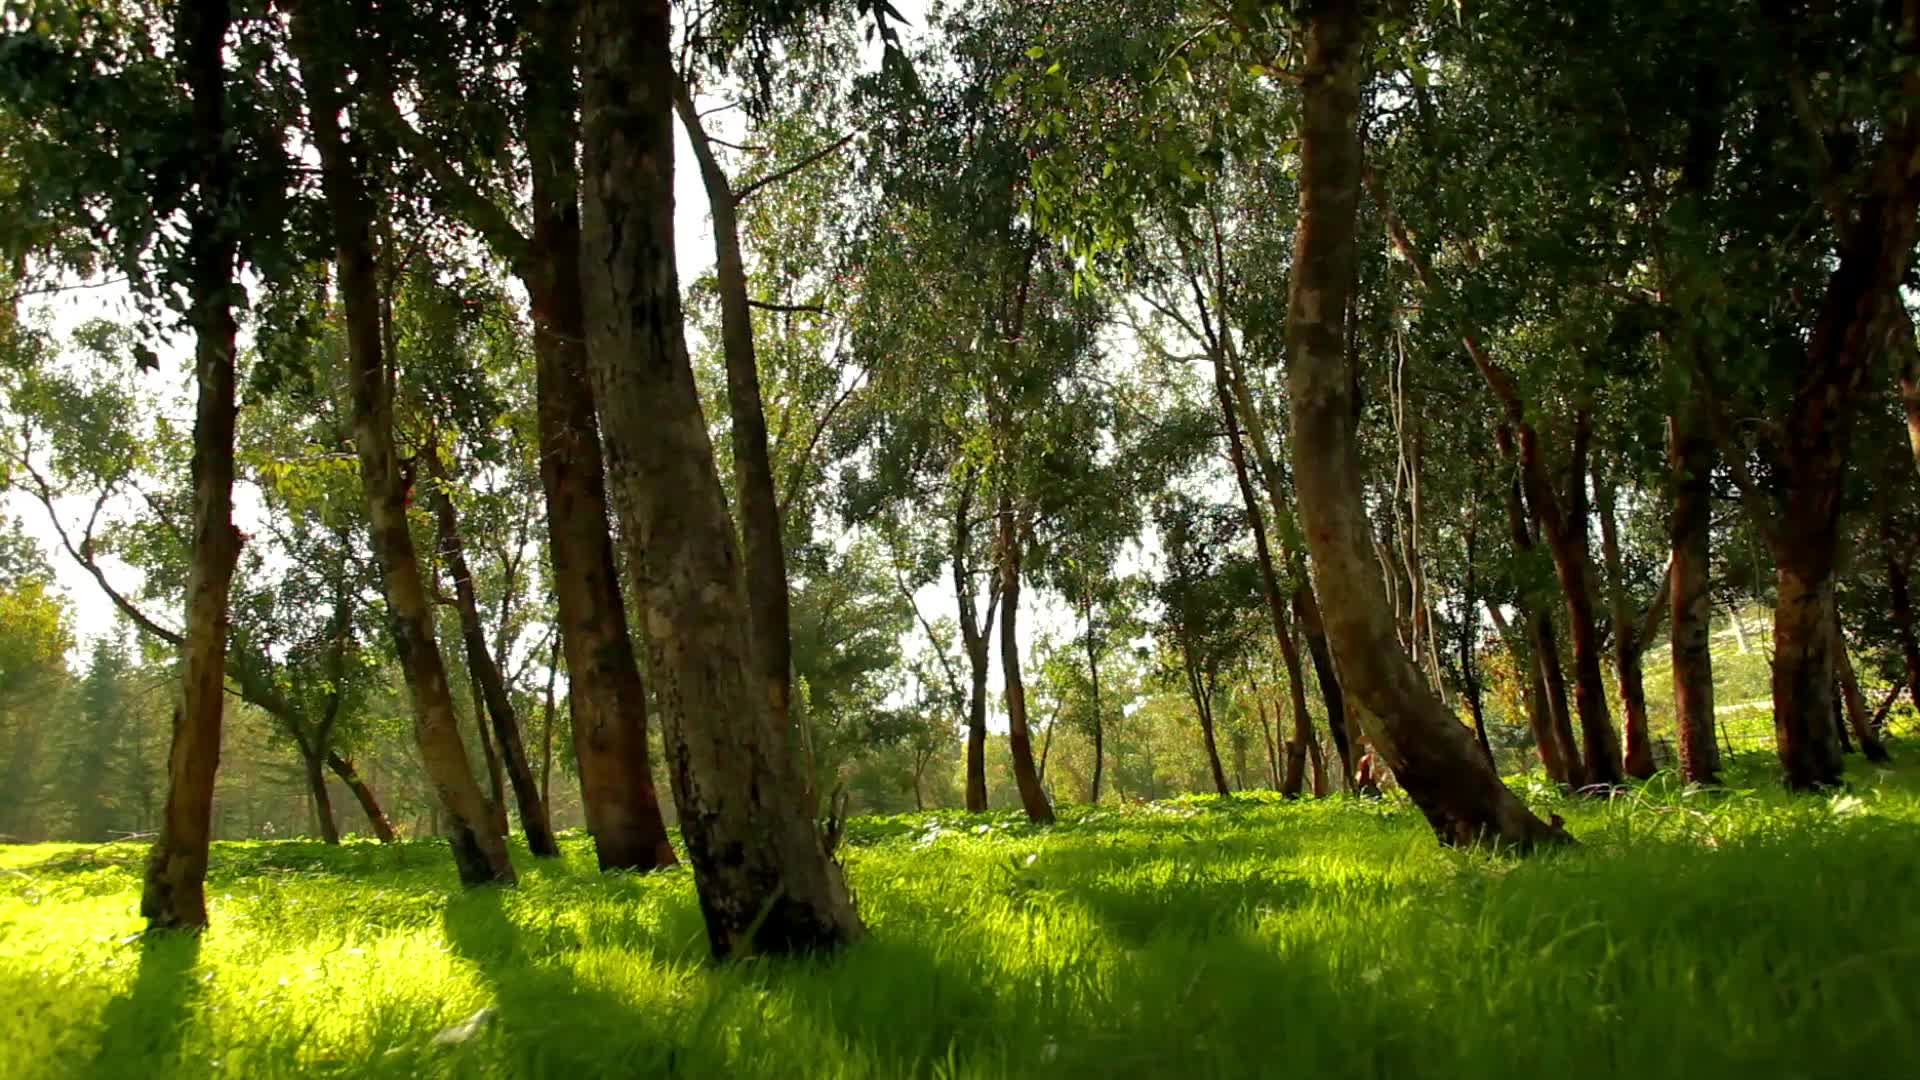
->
[4,0,1919,954]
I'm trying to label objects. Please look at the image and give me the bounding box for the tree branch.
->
[734,131,857,204]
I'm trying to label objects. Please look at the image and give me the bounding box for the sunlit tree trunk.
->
[141,0,243,929]
[996,494,1056,822]
[327,752,395,843]
[577,0,860,955]
[1283,0,1564,848]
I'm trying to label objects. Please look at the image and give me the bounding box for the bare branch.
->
[734,131,858,204]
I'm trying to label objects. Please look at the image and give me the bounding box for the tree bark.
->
[1496,431,1581,787]
[540,631,559,818]
[141,0,244,930]
[996,495,1056,822]
[672,79,800,808]
[291,4,513,886]
[428,458,561,856]
[1667,409,1722,784]
[953,473,995,813]
[519,0,677,873]
[1293,586,1352,787]
[1830,614,1892,763]
[1767,0,1920,790]
[327,752,396,843]
[578,0,860,956]
[1182,638,1231,795]
[468,671,510,839]
[1084,589,1106,805]
[1460,512,1496,766]
[1217,358,1315,797]
[302,746,340,845]
[1595,466,1657,780]
[1283,0,1564,848]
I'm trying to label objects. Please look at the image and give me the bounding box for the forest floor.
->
[4,752,1918,1080]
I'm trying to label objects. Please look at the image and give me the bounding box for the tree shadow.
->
[84,932,202,1079]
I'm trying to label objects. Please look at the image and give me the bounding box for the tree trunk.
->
[1496,437,1580,787]
[1768,0,1920,791]
[428,458,560,857]
[1887,547,1920,712]
[1487,600,1559,782]
[1596,466,1657,780]
[577,0,860,956]
[142,0,244,931]
[303,746,340,845]
[1460,515,1496,766]
[540,632,559,817]
[1293,586,1353,787]
[1667,410,1721,784]
[672,81,801,812]
[1727,601,1750,654]
[1282,0,1564,849]
[954,476,993,813]
[1217,357,1316,798]
[469,673,510,839]
[1249,673,1282,789]
[291,4,513,886]
[327,752,396,843]
[520,0,676,872]
[1084,590,1106,805]
[1830,614,1892,763]
[1184,640,1230,795]
[996,495,1055,823]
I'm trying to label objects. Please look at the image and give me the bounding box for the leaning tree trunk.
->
[327,752,396,843]
[1293,586,1353,787]
[1830,614,1892,763]
[467,674,511,839]
[996,495,1056,823]
[1218,358,1315,797]
[519,0,678,872]
[292,4,512,886]
[1496,439,1579,787]
[142,0,244,930]
[1283,0,1563,848]
[428,458,561,856]
[302,746,340,845]
[1486,600,1563,783]
[577,0,860,957]
[1183,641,1230,796]
[673,82,800,810]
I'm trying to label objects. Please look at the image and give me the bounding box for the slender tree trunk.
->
[1217,358,1316,797]
[1667,410,1722,784]
[1293,587,1352,787]
[954,477,993,813]
[996,496,1055,823]
[1249,670,1282,789]
[1184,641,1230,796]
[1596,467,1657,780]
[1488,600,1559,781]
[1461,515,1495,766]
[327,752,396,843]
[520,0,675,872]
[1283,0,1564,848]
[142,0,244,930]
[672,80,800,809]
[291,5,513,886]
[1887,547,1920,711]
[303,746,340,845]
[1084,590,1106,806]
[1727,601,1751,653]
[540,632,559,817]
[577,0,860,956]
[469,674,510,839]
[1496,438,1579,786]
[428,458,560,856]
[1830,613,1892,763]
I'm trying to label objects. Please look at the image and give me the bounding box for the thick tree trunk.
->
[142,0,243,930]
[1830,615,1892,763]
[1768,0,1920,790]
[1596,468,1657,780]
[577,0,860,956]
[428,459,560,856]
[302,747,340,844]
[1668,410,1721,784]
[996,496,1055,823]
[520,0,675,872]
[1217,358,1316,798]
[327,752,396,843]
[672,80,799,808]
[1283,0,1563,848]
[292,5,513,886]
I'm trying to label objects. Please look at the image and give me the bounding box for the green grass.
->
[5,756,1920,1079]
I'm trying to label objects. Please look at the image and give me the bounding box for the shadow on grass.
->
[85,932,202,1079]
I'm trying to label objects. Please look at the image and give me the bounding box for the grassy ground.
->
[4,754,1919,1080]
